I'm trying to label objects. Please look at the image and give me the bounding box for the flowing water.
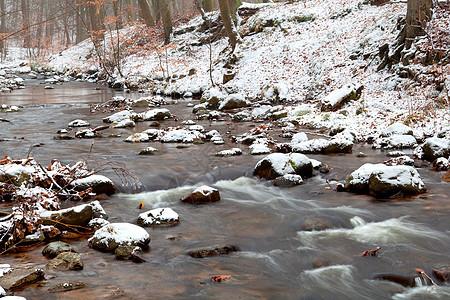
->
[0,81,449,299]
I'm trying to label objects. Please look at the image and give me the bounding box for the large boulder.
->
[200,87,226,109]
[41,201,108,228]
[88,223,150,252]
[181,186,220,204]
[137,208,180,227]
[345,163,426,197]
[254,153,313,180]
[218,94,248,110]
[373,135,417,149]
[422,137,450,161]
[69,175,115,195]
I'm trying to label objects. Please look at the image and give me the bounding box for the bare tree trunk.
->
[218,0,240,51]
[88,0,105,43]
[203,0,214,12]
[137,0,154,26]
[152,0,161,23]
[0,0,6,54]
[21,0,31,48]
[76,1,87,44]
[158,0,172,44]
[405,0,433,49]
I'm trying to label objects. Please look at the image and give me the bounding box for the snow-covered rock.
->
[254,153,313,180]
[160,129,204,143]
[103,110,137,123]
[113,119,135,128]
[138,108,171,121]
[422,137,450,161]
[124,132,150,143]
[180,185,220,204]
[137,208,180,227]
[68,119,90,127]
[41,201,108,228]
[273,174,304,187]
[249,139,272,155]
[292,138,353,154]
[214,148,243,157]
[373,134,417,149]
[291,132,308,145]
[70,174,115,195]
[344,163,426,197]
[383,156,415,166]
[88,223,151,252]
[321,84,363,111]
[139,147,163,155]
[218,93,248,110]
[380,122,413,137]
[200,87,226,109]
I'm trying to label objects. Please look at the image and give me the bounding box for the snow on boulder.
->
[69,174,115,195]
[0,163,35,185]
[291,132,308,145]
[113,119,135,128]
[321,84,363,111]
[373,134,417,149]
[422,137,450,161]
[344,163,426,197]
[124,132,150,143]
[380,122,413,137]
[68,119,90,127]
[200,87,226,109]
[88,223,150,252]
[138,108,171,121]
[41,201,108,228]
[180,185,220,204]
[160,129,204,143]
[292,138,353,154]
[254,153,313,180]
[250,139,272,155]
[214,148,243,157]
[103,110,137,123]
[137,208,180,227]
[273,174,303,187]
[218,94,248,110]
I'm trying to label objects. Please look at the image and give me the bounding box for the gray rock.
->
[273,174,303,187]
[46,252,83,270]
[0,268,45,291]
[139,147,163,156]
[48,281,86,293]
[42,241,75,258]
[115,246,143,260]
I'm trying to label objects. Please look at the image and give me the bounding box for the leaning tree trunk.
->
[138,0,154,26]
[404,0,433,49]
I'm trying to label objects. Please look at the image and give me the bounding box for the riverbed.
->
[0,81,449,299]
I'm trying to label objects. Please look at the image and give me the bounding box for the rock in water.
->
[137,208,180,227]
[46,252,84,270]
[443,170,450,183]
[69,175,115,195]
[88,223,151,252]
[42,241,75,258]
[48,281,86,293]
[0,268,45,291]
[189,245,239,258]
[433,266,450,282]
[41,201,108,228]
[254,153,313,180]
[421,137,450,161]
[345,163,426,197]
[181,186,220,204]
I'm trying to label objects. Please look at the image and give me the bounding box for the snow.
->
[138,208,179,225]
[70,175,113,187]
[124,132,150,143]
[347,163,424,189]
[322,84,359,108]
[215,148,243,157]
[0,264,11,277]
[256,153,311,176]
[113,119,135,128]
[160,129,204,143]
[103,110,137,123]
[139,108,171,121]
[373,134,417,149]
[291,132,308,145]
[192,185,217,196]
[68,119,90,127]
[0,164,35,177]
[88,223,150,247]
[381,122,413,137]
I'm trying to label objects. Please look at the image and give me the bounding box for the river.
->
[0,80,449,299]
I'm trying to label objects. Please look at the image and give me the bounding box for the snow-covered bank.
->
[44,0,449,138]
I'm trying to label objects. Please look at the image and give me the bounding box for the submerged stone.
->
[42,241,75,258]
[189,245,239,258]
[0,268,45,291]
